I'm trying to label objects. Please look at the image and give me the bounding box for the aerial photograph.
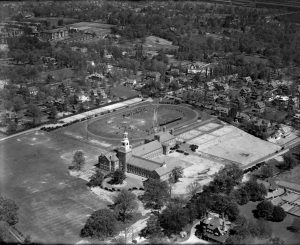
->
[0,0,300,244]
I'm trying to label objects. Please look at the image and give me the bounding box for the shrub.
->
[272,206,286,222]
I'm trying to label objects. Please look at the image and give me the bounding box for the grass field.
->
[87,104,197,141]
[239,201,300,244]
[143,35,179,51]
[0,130,109,243]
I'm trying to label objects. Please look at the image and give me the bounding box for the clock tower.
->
[117,132,132,172]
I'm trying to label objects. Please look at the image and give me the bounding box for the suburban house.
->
[239,86,252,97]
[200,212,231,244]
[252,101,266,113]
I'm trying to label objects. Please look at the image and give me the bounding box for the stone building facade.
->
[98,129,177,180]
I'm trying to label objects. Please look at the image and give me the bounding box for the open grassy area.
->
[0,130,109,243]
[239,201,300,244]
[87,104,197,141]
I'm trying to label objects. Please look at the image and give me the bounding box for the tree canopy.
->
[159,203,189,236]
[71,150,85,171]
[80,209,119,239]
[142,179,170,209]
[0,196,19,226]
[113,190,138,223]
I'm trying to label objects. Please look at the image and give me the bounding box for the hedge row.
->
[101,186,144,192]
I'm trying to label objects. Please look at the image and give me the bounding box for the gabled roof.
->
[128,155,162,171]
[153,160,183,177]
[132,140,162,157]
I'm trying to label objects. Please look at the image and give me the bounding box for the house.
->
[239,86,252,97]
[253,118,271,129]
[40,27,69,41]
[236,112,251,122]
[144,71,161,82]
[215,106,230,117]
[252,101,266,113]
[201,212,231,244]
[234,96,247,109]
[28,86,39,96]
[243,76,253,85]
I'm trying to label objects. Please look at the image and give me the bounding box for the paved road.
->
[181,220,209,244]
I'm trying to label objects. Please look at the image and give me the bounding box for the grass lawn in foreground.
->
[0,130,109,244]
[238,201,300,244]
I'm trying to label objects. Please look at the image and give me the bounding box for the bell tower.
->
[118,132,132,172]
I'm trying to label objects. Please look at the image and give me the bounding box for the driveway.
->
[181,220,209,244]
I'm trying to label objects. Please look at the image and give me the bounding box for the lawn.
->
[239,201,300,244]
[0,130,109,243]
[87,104,197,141]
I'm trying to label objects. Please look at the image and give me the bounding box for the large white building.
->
[98,129,177,180]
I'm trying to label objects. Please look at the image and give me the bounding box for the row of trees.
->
[80,189,139,241]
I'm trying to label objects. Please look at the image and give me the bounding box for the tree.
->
[206,163,243,194]
[12,96,24,112]
[113,190,138,223]
[7,121,17,134]
[80,209,119,239]
[159,203,189,236]
[58,19,64,26]
[169,166,184,183]
[48,105,57,121]
[88,170,104,188]
[211,194,239,221]
[189,144,199,152]
[227,216,249,243]
[243,180,267,201]
[110,169,126,185]
[142,179,170,209]
[258,163,275,179]
[268,237,285,245]
[279,155,297,170]
[0,221,11,243]
[255,200,274,220]
[186,181,202,198]
[271,206,286,222]
[0,196,19,226]
[231,187,249,205]
[140,214,163,239]
[27,103,42,125]
[71,150,85,170]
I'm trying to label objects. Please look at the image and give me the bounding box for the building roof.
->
[204,232,228,244]
[128,155,162,171]
[132,140,162,157]
[276,180,300,193]
[104,152,119,162]
[154,161,182,177]
[42,27,68,33]
[155,131,175,144]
